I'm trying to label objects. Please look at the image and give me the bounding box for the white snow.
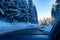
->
[0,21,38,34]
[39,25,53,33]
[0,21,53,34]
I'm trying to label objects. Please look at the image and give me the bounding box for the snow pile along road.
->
[0,21,38,34]
[0,21,53,34]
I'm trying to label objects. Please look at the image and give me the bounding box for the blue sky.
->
[32,0,56,20]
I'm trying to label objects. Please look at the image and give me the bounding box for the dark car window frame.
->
[49,16,60,36]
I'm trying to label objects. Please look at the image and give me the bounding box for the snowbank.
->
[0,21,38,34]
[0,21,53,34]
[39,25,53,33]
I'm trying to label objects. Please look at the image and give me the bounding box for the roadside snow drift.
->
[0,21,52,34]
[0,21,38,34]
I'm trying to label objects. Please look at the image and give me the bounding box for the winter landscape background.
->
[0,0,55,35]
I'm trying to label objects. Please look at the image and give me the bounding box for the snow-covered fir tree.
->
[18,0,28,22]
[28,0,38,23]
[0,0,38,24]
